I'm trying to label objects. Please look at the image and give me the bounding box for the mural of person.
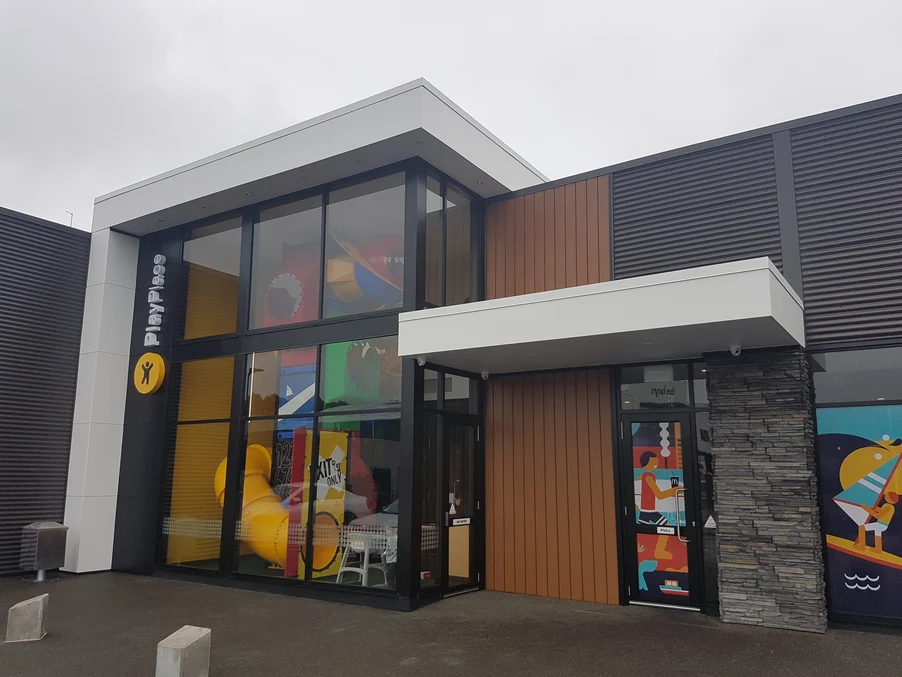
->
[856,491,898,553]
[637,451,683,526]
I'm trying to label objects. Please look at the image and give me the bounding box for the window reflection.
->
[620,364,690,409]
[813,348,902,404]
[250,197,322,329]
[181,219,242,339]
[320,336,401,411]
[324,173,405,318]
[425,177,443,307]
[445,186,473,306]
[160,356,235,570]
[313,414,402,588]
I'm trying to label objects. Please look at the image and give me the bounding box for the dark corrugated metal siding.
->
[612,136,782,278]
[792,103,902,346]
[0,208,89,574]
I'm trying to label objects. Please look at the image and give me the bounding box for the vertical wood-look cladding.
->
[0,209,89,574]
[485,176,611,299]
[485,370,618,603]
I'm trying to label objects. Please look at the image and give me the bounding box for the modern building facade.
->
[65,79,902,632]
[0,207,89,574]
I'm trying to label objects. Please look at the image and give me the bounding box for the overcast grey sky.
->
[1,0,900,231]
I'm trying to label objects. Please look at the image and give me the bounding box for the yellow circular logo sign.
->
[134,353,166,394]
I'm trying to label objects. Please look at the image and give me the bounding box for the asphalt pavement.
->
[0,572,897,676]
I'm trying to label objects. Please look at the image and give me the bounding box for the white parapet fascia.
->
[398,257,804,374]
[92,79,546,236]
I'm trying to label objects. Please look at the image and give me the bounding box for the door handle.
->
[675,488,688,543]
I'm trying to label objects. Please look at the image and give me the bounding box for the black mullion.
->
[219,353,250,575]
[173,417,233,426]
[318,191,329,321]
[171,312,399,363]
[436,372,445,411]
[437,413,448,592]
[816,399,902,408]
[244,408,403,424]
[404,167,426,313]
[237,210,254,334]
[303,344,324,581]
[398,358,423,599]
[440,179,448,306]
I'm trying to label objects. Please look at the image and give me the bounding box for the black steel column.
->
[397,167,427,600]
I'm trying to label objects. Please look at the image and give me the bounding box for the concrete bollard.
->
[5,593,49,643]
[156,625,211,677]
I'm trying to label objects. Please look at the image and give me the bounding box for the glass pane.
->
[420,412,439,590]
[445,186,473,306]
[247,348,317,417]
[425,177,443,307]
[311,413,402,588]
[160,421,230,569]
[181,218,242,339]
[320,336,401,411]
[631,421,685,527]
[232,418,313,579]
[174,357,235,421]
[620,364,690,409]
[816,405,902,621]
[444,373,472,413]
[813,348,902,404]
[636,533,690,602]
[250,196,322,329]
[693,363,708,407]
[446,421,476,587]
[695,411,715,531]
[424,369,440,407]
[324,173,405,318]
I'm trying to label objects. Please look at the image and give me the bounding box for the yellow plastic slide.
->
[214,444,291,569]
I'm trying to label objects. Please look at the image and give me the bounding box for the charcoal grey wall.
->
[611,135,782,279]
[706,348,826,632]
[792,102,902,347]
[0,207,90,575]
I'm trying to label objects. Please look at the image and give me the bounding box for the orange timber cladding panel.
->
[483,176,618,602]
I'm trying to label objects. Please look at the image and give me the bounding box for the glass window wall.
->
[620,364,691,409]
[425,177,443,307]
[320,336,401,411]
[160,356,235,569]
[180,218,242,340]
[422,176,477,308]
[324,173,405,318]
[445,186,473,306]
[250,196,323,329]
[814,347,902,622]
[813,348,902,404]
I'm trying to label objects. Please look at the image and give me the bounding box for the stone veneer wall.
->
[706,348,827,632]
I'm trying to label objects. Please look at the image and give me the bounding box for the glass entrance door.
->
[442,417,481,592]
[621,413,702,608]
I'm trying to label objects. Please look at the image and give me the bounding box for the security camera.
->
[729,344,742,357]
[416,356,426,367]
[481,371,489,381]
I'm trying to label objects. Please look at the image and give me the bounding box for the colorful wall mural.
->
[631,421,690,602]
[817,406,902,621]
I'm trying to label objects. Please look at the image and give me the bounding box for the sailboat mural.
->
[817,405,902,622]
[834,454,902,530]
